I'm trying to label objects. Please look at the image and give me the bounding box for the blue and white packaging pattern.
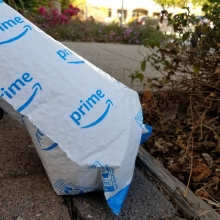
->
[0,2,152,214]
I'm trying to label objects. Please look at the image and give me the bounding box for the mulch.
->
[140,89,220,211]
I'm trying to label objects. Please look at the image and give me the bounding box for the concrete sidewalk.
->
[1,116,182,220]
[62,42,162,92]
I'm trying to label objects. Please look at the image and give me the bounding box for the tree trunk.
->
[49,0,61,14]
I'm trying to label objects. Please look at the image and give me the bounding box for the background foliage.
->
[139,0,220,207]
[153,0,208,7]
[4,0,74,12]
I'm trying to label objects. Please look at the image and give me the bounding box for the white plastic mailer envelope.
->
[0,2,152,214]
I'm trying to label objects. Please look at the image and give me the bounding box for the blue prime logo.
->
[35,127,58,151]
[70,89,113,128]
[57,48,84,64]
[0,17,32,45]
[0,72,42,112]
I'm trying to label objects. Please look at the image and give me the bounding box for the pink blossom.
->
[60,14,68,22]
[63,9,69,14]
[37,4,79,28]
[38,6,46,15]
[52,9,59,16]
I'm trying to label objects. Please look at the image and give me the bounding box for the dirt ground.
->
[0,114,70,220]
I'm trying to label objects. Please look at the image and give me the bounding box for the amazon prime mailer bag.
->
[0,2,152,215]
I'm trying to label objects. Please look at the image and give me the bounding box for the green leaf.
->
[164,78,170,84]
[141,60,147,71]
[182,33,189,42]
[129,75,135,83]
[164,60,170,66]
[138,73,144,82]
[202,4,209,11]
[129,71,144,83]
[182,19,188,27]
[147,78,152,83]
[193,65,200,74]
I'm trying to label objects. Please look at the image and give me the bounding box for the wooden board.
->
[137,147,220,220]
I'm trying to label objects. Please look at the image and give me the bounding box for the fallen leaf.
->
[168,163,185,173]
[195,188,210,199]
[214,133,220,152]
[141,103,148,111]
[202,153,213,168]
[142,91,152,101]
[193,157,203,167]
[161,101,178,123]
[209,92,217,97]
[177,174,185,181]
[175,137,187,149]
[192,164,212,182]
[175,129,182,135]
[214,65,220,74]
[177,104,187,120]
[154,139,165,152]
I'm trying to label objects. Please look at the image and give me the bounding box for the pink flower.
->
[38,4,79,28]
[38,6,46,15]
[63,9,69,14]
[60,14,68,22]
[69,9,76,16]
[63,6,79,16]
[52,9,59,16]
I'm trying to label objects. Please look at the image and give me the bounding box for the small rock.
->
[28,145,35,148]
[16,216,23,220]
[36,213,42,217]
[30,202,35,209]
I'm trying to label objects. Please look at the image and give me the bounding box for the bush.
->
[135,2,220,89]
[31,16,167,45]
[34,4,79,28]
[138,0,220,204]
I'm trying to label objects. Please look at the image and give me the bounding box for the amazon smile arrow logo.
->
[0,25,32,45]
[1,72,42,113]
[35,127,58,151]
[42,142,58,151]
[81,99,113,128]
[70,89,113,128]
[0,16,32,45]
[67,61,85,64]
[57,49,85,64]
[17,82,42,113]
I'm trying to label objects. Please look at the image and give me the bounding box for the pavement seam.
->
[92,44,141,62]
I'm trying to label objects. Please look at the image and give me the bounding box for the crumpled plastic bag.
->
[0,2,152,214]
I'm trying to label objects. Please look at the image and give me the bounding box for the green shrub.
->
[134,1,220,89]
[32,18,167,44]
[138,0,220,203]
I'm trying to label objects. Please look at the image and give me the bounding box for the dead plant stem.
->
[184,138,194,198]
[152,95,166,137]
[192,209,220,220]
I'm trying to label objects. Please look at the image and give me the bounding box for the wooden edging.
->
[137,147,220,220]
